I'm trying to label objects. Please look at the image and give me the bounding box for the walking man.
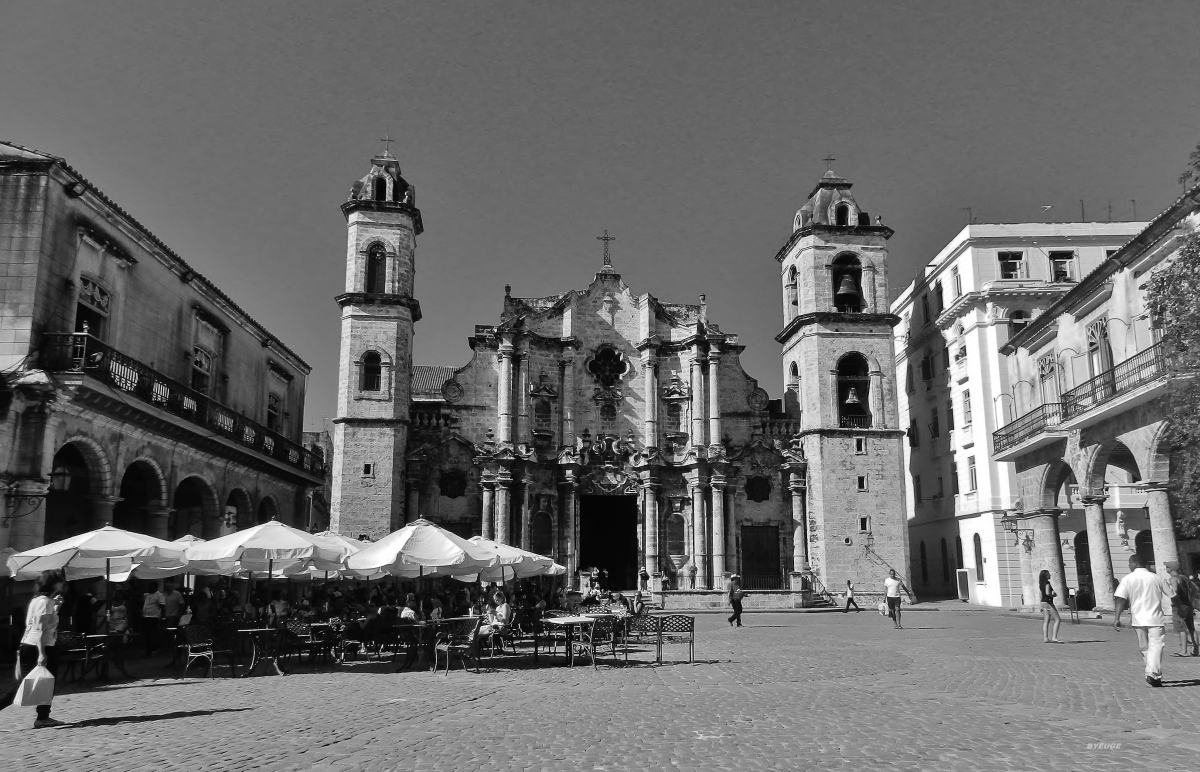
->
[843,579,861,613]
[1113,554,1166,687]
[883,569,913,629]
[727,574,745,628]
[1163,561,1198,658]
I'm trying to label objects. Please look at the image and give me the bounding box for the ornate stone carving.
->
[441,379,464,403]
[439,469,468,499]
[744,476,772,503]
[586,345,628,388]
[660,373,691,402]
[747,387,770,412]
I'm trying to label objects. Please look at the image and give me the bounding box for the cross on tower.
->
[380,134,395,156]
[597,230,616,268]
[823,155,836,172]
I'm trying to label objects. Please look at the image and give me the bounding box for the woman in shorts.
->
[1039,569,1064,643]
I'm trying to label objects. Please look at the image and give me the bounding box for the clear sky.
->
[3,2,1198,431]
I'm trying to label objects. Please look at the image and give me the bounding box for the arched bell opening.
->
[831,254,864,312]
[837,353,872,429]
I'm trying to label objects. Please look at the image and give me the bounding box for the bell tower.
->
[774,169,910,595]
[330,145,423,539]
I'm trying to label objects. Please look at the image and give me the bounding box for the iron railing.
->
[1061,341,1167,419]
[992,403,1062,454]
[740,574,783,591]
[41,333,324,477]
[839,414,872,429]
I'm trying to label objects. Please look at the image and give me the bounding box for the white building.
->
[892,222,1143,606]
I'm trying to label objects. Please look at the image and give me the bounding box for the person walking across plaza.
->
[1113,554,1167,687]
[727,574,746,627]
[883,569,913,629]
[0,569,67,727]
[1039,570,1064,643]
[843,579,861,613]
[1163,561,1198,657]
[141,582,165,657]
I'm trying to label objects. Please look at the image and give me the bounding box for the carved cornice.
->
[334,293,423,321]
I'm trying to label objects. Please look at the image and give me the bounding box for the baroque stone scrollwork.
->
[747,387,770,412]
[441,379,465,403]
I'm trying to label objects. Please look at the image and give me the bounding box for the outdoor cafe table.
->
[540,615,602,667]
[237,628,286,677]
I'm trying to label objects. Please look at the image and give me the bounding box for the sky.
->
[3,1,1198,431]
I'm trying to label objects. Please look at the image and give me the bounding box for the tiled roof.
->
[411,365,456,395]
[0,140,311,372]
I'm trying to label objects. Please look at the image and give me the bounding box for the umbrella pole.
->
[105,558,110,608]
[267,558,273,623]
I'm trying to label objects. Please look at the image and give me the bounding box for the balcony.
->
[762,417,802,440]
[839,414,872,429]
[42,333,324,478]
[1060,341,1167,426]
[992,403,1063,459]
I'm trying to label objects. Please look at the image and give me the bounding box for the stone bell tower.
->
[775,169,910,595]
[330,145,423,539]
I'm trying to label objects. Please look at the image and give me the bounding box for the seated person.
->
[399,599,419,624]
[428,598,444,621]
[479,599,511,638]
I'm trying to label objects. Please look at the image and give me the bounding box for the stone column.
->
[642,347,658,446]
[560,476,578,587]
[726,482,739,575]
[690,347,706,446]
[789,473,808,571]
[1081,495,1116,610]
[497,339,515,444]
[1143,482,1179,570]
[147,508,173,541]
[862,266,878,312]
[691,480,710,589]
[561,348,576,447]
[405,479,421,525]
[495,473,512,545]
[88,495,122,530]
[644,481,660,577]
[711,475,727,583]
[480,482,496,541]
[868,371,885,429]
[707,350,721,449]
[1028,509,1067,603]
[520,481,532,551]
[516,351,530,443]
[1017,530,1038,608]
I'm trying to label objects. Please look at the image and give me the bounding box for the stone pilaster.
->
[520,480,532,551]
[559,470,579,588]
[707,350,721,450]
[643,479,660,577]
[1081,495,1116,610]
[495,470,513,545]
[88,495,122,530]
[690,347,706,446]
[404,478,421,525]
[516,351,530,443]
[711,474,727,583]
[691,479,710,589]
[561,347,576,447]
[147,508,173,541]
[1028,509,1067,603]
[480,481,496,540]
[496,340,514,444]
[788,472,808,571]
[641,346,658,446]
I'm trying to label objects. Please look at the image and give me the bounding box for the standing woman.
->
[0,569,67,727]
[1039,569,1064,643]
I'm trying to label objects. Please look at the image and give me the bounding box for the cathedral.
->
[329,148,909,598]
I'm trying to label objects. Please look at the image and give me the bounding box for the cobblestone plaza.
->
[4,608,1200,771]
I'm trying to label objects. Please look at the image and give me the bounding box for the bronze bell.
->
[836,274,860,300]
[843,387,861,405]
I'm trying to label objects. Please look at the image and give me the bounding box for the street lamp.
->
[3,467,72,527]
[1000,512,1033,547]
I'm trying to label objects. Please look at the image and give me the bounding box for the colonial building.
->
[0,142,323,556]
[993,187,1200,610]
[330,155,909,596]
[892,223,1143,606]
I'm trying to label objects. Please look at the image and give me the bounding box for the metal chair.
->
[54,631,90,682]
[623,615,661,664]
[181,624,238,678]
[434,617,483,675]
[658,615,695,663]
[569,617,619,670]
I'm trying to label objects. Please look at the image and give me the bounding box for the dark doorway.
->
[579,495,639,591]
[1074,531,1095,610]
[741,525,781,589]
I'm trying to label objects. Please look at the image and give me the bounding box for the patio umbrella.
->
[6,525,189,582]
[295,532,385,580]
[345,518,495,578]
[451,538,554,583]
[185,520,345,577]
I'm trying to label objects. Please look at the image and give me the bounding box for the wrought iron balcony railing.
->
[992,403,1063,454]
[41,333,324,477]
[839,414,872,429]
[1060,341,1167,420]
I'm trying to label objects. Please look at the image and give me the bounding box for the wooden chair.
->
[569,617,619,670]
[181,624,238,678]
[658,615,695,664]
[434,617,483,675]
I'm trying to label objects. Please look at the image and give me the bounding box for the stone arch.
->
[1032,458,1076,510]
[45,441,96,542]
[257,494,281,524]
[172,475,220,539]
[225,487,254,530]
[1082,437,1142,495]
[57,434,113,497]
[1145,420,1171,482]
[112,457,168,533]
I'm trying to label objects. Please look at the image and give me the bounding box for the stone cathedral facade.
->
[330,152,909,599]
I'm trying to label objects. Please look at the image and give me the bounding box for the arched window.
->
[835,204,850,226]
[373,177,387,202]
[365,244,386,294]
[831,253,863,312]
[1087,319,1114,379]
[191,347,213,395]
[665,512,686,556]
[785,266,798,309]
[940,538,950,581]
[393,179,405,203]
[361,352,382,392]
[973,533,985,580]
[1010,310,1029,333]
[837,353,871,429]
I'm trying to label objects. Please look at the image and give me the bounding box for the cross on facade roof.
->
[597,230,616,269]
[823,155,836,171]
[380,134,394,156]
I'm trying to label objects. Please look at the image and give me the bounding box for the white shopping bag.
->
[877,602,888,616]
[14,665,54,707]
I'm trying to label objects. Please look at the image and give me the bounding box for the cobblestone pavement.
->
[3,609,1200,771]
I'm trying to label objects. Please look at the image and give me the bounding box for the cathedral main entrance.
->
[578,495,639,591]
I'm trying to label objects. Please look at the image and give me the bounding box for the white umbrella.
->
[0,548,16,579]
[6,526,189,582]
[173,534,205,544]
[345,518,495,578]
[186,520,344,577]
[451,537,554,583]
[299,531,385,580]
[545,562,567,576]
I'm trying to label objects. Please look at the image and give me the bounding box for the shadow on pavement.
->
[1065,640,1108,644]
[68,708,254,727]
[1162,679,1200,688]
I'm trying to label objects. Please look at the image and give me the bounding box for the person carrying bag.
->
[0,569,67,728]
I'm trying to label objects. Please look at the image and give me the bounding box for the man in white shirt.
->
[883,569,913,629]
[1113,554,1166,687]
